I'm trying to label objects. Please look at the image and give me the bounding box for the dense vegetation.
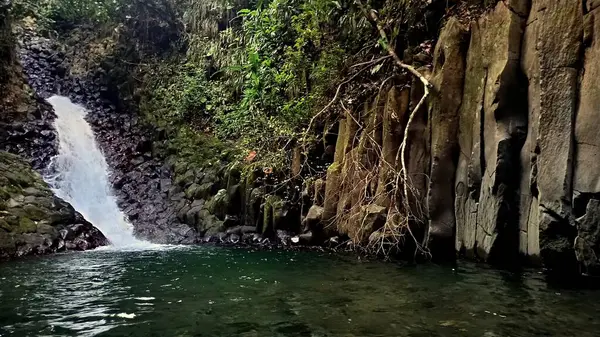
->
[11,0,438,171]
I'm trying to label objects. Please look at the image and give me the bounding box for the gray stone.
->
[427,17,468,251]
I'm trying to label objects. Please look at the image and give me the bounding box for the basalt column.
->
[427,18,468,255]
[519,0,582,271]
[573,1,600,275]
[454,1,528,261]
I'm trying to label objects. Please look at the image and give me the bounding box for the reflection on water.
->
[1,247,600,336]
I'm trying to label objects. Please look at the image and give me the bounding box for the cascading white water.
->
[45,95,145,248]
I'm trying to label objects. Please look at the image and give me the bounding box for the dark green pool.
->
[0,246,599,336]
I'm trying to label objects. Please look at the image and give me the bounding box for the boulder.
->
[206,189,228,220]
[351,204,387,245]
[302,205,324,233]
[0,152,108,259]
[262,195,285,235]
[246,187,264,230]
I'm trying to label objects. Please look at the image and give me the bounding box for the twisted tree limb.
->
[361,3,432,212]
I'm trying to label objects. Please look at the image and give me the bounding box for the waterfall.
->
[45,95,145,248]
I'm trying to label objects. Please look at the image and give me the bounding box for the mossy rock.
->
[175,169,196,187]
[0,187,10,201]
[174,161,190,175]
[226,163,242,189]
[22,204,48,221]
[0,230,16,257]
[262,195,285,235]
[0,151,108,257]
[36,224,58,238]
[206,189,228,220]
[17,217,37,234]
[201,169,219,185]
[185,183,201,199]
[22,187,46,197]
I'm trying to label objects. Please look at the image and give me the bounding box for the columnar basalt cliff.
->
[294,0,600,276]
[0,2,57,170]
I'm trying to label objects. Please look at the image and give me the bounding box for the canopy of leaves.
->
[14,0,435,168]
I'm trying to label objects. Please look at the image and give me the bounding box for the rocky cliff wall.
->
[0,2,57,170]
[0,5,107,259]
[16,31,200,244]
[315,0,600,275]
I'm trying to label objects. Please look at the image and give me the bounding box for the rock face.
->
[18,32,198,244]
[519,0,582,273]
[427,17,468,254]
[0,5,105,259]
[0,4,57,170]
[310,0,600,276]
[0,151,108,258]
[4,0,600,276]
[449,0,600,275]
[573,0,600,275]
[455,2,527,262]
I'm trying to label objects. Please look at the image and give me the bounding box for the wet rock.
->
[229,233,241,244]
[226,183,241,215]
[206,189,228,220]
[262,195,289,235]
[0,152,108,259]
[176,170,198,187]
[184,205,204,226]
[276,230,292,245]
[217,232,228,242]
[292,232,313,245]
[245,187,264,230]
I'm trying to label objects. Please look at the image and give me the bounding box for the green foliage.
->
[139,60,236,166]
[13,0,121,25]
[180,0,362,155]
[21,0,401,168]
[133,0,382,167]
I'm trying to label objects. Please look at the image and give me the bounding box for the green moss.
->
[263,197,273,235]
[17,217,36,234]
[175,169,196,187]
[0,186,10,201]
[226,163,242,189]
[173,161,190,175]
[327,162,341,175]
